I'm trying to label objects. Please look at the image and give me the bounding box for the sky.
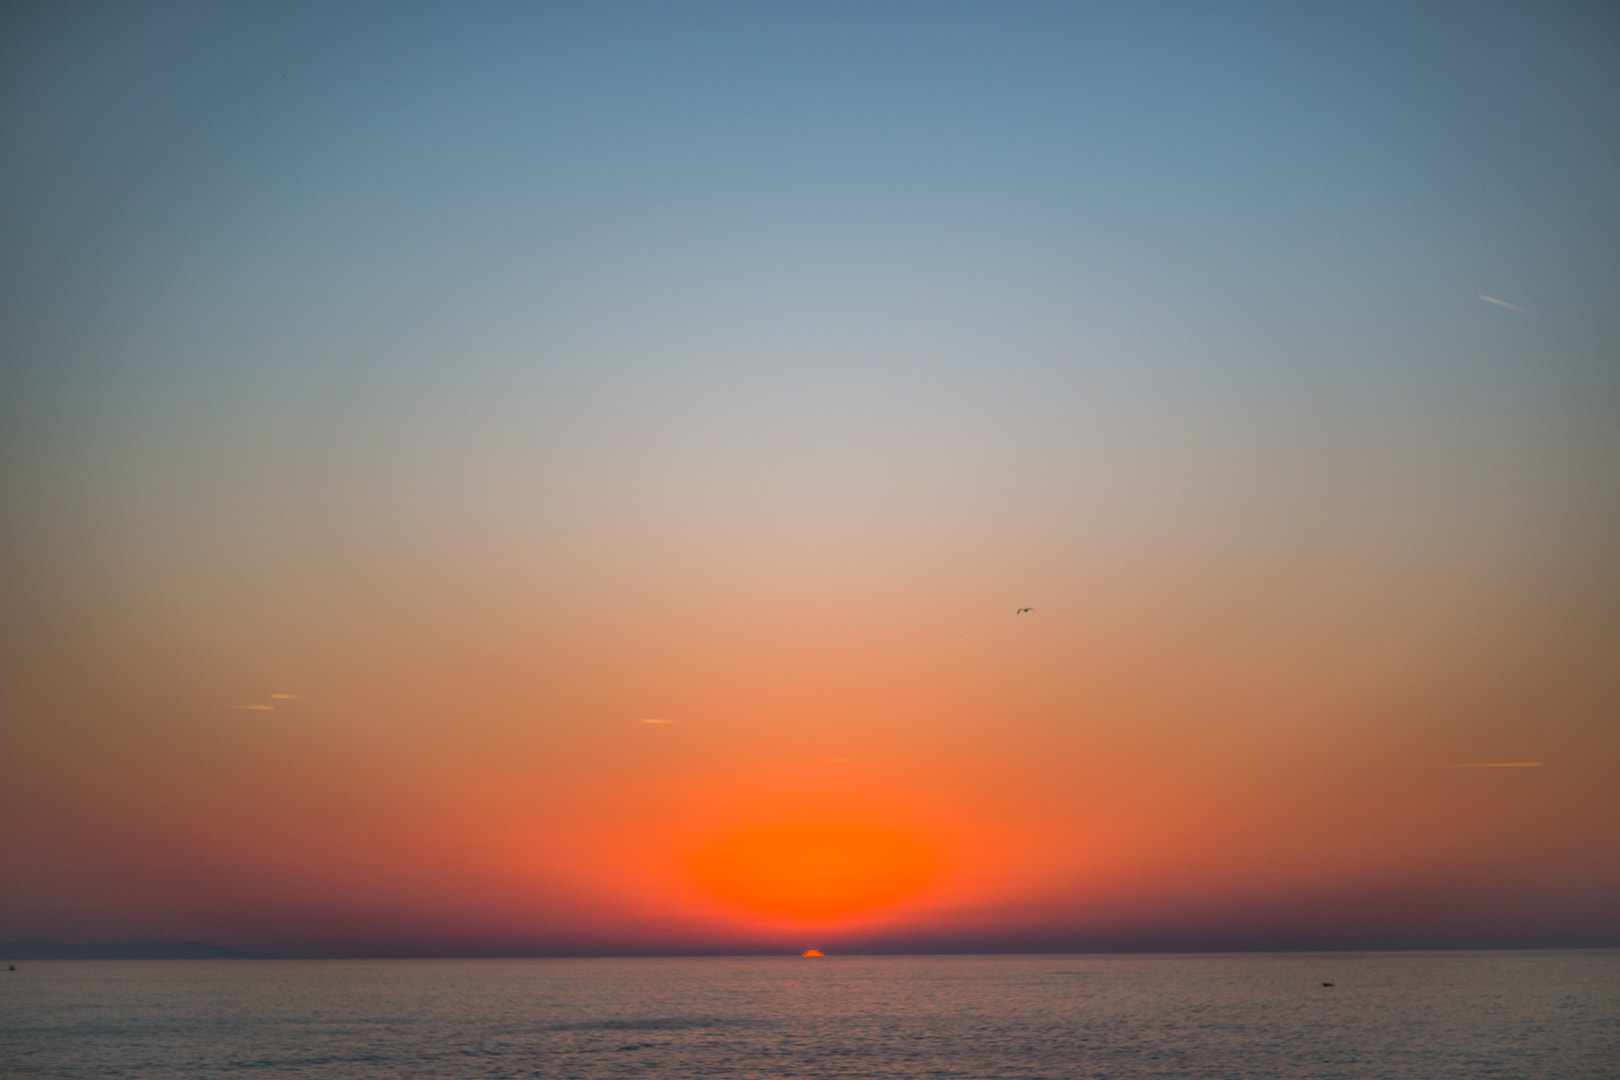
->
[2,1,1617,957]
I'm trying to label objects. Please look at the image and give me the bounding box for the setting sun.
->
[690,823,939,921]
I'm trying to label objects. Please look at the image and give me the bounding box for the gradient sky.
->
[2,1,1617,956]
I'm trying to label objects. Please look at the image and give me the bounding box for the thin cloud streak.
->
[1441,761,1544,768]
[234,705,273,711]
[1477,294,1523,312]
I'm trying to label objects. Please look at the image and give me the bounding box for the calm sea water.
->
[2,952,1615,1078]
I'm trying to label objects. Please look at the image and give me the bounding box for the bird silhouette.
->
[1016,608,1033,614]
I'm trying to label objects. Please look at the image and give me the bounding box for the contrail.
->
[1441,761,1543,768]
[1477,294,1522,312]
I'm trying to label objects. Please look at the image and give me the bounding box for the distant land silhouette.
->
[0,940,273,960]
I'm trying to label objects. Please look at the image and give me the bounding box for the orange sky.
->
[4,513,1615,954]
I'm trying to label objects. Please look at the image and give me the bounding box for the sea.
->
[2,951,1615,1078]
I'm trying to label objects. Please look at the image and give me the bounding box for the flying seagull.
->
[1016,608,1033,614]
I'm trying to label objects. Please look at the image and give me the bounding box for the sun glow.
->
[691,822,939,921]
